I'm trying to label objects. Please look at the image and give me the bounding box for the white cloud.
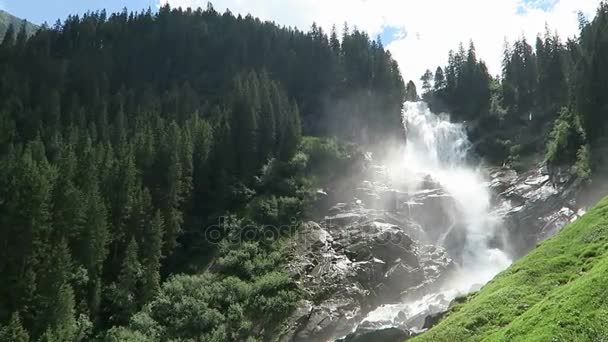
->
[160,0,601,85]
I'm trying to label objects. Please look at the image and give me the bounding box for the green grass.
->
[412,196,608,342]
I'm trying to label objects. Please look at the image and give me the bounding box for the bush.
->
[109,268,298,341]
[300,136,361,184]
[248,196,279,225]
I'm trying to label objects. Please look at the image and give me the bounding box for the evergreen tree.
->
[109,238,141,325]
[38,285,78,342]
[434,67,446,91]
[420,69,433,95]
[0,312,29,342]
[0,5,407,339]
[140,211,164,304]
[405,81,418,101]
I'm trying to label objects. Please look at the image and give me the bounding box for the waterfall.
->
[402,101,511,287]
[358,101,512,332]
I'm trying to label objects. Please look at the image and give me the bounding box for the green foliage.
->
[300,136,362,185]
[107,238,142,326]
[427,6,608,176]
[0,312,29,342]
[413,196,608,341]
[111,270,298,341]
[0,3,404,341]
[426,42,492,120]
[545,107,586,166]
[575,144,592,180]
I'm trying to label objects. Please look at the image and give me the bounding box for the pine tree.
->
[405,81,418,101]
[420,69,433,95]
[140,211,164,304]
[39,285,78,342]
[0,312,30,342]
[330,25,341,53]
[434,67,446,91]
[109,238,141,325]
[231,73,260,177]
[81,185,109,319]
[258,73,278,164]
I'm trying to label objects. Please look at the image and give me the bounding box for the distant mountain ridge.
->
[0,10,37,39]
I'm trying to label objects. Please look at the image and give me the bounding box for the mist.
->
[358,101,513,332]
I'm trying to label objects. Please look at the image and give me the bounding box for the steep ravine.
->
[278,102,588,342]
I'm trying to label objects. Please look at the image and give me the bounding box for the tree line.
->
[418,3,608,177]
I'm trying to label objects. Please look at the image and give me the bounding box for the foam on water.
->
[359,101,512,331]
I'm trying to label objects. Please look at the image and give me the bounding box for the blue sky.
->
[1,0,157,25]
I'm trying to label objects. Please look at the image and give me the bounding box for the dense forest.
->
[0,4,405,341]
[419,3,608,179]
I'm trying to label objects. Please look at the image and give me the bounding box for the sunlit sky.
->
[1,0,602,85]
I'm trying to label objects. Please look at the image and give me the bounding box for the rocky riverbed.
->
[276,161,586,342]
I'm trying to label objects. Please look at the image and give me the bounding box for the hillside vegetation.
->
[413,196,608,341]
[0,4,404,341]
[0,10,37,39]
[418,2,608,177]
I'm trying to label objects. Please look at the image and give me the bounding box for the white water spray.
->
[360,101,512,331]
[402,101,511,285]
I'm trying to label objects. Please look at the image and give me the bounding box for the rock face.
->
[488,165,584,257]
[279,214,454,341]
[278,166,456,342]
[278,160,587,342]
[337,321,413,342]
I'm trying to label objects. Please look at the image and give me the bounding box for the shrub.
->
[300,136,360,184]
[248,196,279,225]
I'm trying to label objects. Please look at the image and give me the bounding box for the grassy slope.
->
[413,196,608,342]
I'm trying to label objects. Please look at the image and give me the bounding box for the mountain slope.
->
[412,196,608,341]
[0,10,37,38]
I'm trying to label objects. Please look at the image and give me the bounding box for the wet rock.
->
[329,203,348,215]
[422,311,447,330]
[384,262,426,296]
[292,297,363,342]
[281,208,449,341]
[490,165,583,257]
[337,321,413,342]
[326,212,361,225]
[352,259,386,285]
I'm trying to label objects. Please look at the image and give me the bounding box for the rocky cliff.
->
[277,158,589,342]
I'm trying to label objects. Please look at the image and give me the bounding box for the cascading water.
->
[359,101,512,332]
[402,101,511,285]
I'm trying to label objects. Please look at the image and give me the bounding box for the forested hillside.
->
[419,3,608,178]
[0,10,37,39]
[0,4,405,341]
